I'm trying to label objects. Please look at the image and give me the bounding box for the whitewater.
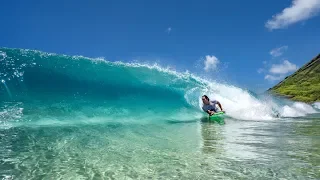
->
[0,48,319,179]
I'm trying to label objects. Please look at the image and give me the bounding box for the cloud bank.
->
[266,0,320,30]
[269,60,298,74]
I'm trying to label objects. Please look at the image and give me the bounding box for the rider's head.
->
[202,95,210,105]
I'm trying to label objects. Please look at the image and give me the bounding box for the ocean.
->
[1,48,319,179]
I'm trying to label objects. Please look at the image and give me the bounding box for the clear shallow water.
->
[1,116,320,179]
[1,48,319,179]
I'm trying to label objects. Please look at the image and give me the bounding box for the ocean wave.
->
[0,48,318,126]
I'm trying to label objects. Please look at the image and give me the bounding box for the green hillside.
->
[268,54,320,103]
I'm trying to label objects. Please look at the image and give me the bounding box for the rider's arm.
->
[217,101,223,111]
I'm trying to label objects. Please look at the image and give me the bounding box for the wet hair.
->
[202,95,209,101]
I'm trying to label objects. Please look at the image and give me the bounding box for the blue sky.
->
[1,0,320,92]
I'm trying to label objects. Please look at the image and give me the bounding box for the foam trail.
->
[292,102,317,113]
[280,102,317,117]
[313,102,320,110]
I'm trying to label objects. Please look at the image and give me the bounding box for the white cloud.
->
[166,27,172,34]
[263,60,298,81]
[265,0,320,30]
[204,55,219,72]
[257,61,268,74]
[270,46,288,57]
[257,68,265,74]
[265,74,284,81]
[269,60,298,74]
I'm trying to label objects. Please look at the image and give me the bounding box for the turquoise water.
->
[1,48,319,179]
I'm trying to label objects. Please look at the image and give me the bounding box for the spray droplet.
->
[1,79,5,83]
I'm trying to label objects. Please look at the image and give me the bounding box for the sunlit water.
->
[0,48,319,179]
[1,115,320,179]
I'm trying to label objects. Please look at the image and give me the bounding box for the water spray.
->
[1,79,12,98]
